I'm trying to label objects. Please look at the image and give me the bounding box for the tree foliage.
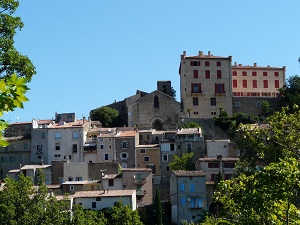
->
[102,201,143,225]
[278,75,300,111]
[0,0,36,82]
[213,158,300,224]
[155,187,163,225]
[180,121,202,129]
[169,152,196,171]
[90,106,119,127]
[235,107,300,170]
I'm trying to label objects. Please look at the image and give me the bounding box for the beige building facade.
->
[179,51,233,118]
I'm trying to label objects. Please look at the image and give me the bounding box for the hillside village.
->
[0,51,286,224]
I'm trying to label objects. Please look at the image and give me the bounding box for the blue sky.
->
[3,0,300,123]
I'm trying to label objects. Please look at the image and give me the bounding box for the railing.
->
[134,178,146,185]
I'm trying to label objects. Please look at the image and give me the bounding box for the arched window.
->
[154,96,159,108]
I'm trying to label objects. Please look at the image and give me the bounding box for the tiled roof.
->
[37,119,52,124]
[232,65,284,70]
[72,189,135,198]
[198,158,239,162]
[172,170,205,177]
[118,130,137,137]
[8,169,20,173]
[136,144,159,148]
[21,164,51,170]
[62,180,100,185]
[102,174,121,179]
[177,128,202,135]
[122,168,152,172]
[48,120,88,129]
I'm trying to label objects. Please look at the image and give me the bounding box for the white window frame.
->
[120,152,128,160]
[163,154,168,162]
[70,185,74,190]
[102,153,110,161]
[72,131,79,139]
[98,144,105,150]
[121,163,127,168]
[122,141,128,149]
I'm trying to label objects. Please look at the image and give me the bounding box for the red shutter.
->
[215,83,217,93]
[198,83,202,93]
[275,80,279,88]
[191,83,194,93]
[190,61,193,66]
[197,61,200,66]
[217,70,222,79]
[233,80,237,88]
[222,84,225,93]
[233,71,237,76]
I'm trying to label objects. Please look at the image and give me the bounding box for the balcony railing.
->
[134,178,146,185]
[136,189,147,195]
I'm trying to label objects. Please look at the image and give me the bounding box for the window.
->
[92,202,96,208]
[72,131,79,139]
[224,162,235,168]
[190,183,195,192]
[252,71,257,76]
[275,80,279,88]
[55,143,60,151]
[75,177,82,181]
[274,71,279,76]
[205,61,210,66]
[193,111,198,114]
[233,71,237,76]
[41,132,45,139]
[253,80,257,88]
[180,183,185,192]
[98,144,105,150]
[211,97,216,106]
[187,143,192,152]
[263,71,268,76]
[233,79,237,88]
[216,61,221,66]
[208,162,219,168]
[37,145,43,154]
[217,70,222,79]
[225,174,233,180]
[120,152,128,160]
[193,70,198,78]
[9,156,15,162]
[154,96,159,108]
[242,71,247,76]
[121,141,128,149]
[211,174,217,181]
[191,83,201,93]
[98,137,103,142]
[181,197,186,206]
[70,185,74,190]
[108,179,114,186]
[147,135,150,140]
[140,149,146,154]
[163,154,168,162]
[72,144,77,153]
[54,132,62,139]
[170,143,175,151]
[1,157,5,162]
[190,61,200,66]
[121,163,127,168]
[205,70,210,79]
[96,197,101,201]
[37,156,42,159]
[144,156,150,162]
[211,111,217,116]
[190,198,202,208]
[257,102,261,108]
[215,83,225,93]
[242,80,247,88]
[166,166,170,171]
[102,153,110,161]
[235,102,241,107]
[263,80,268,88]
[193,97,198,106]
[54,154,61,158]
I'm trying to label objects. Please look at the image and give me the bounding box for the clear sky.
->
[3,0,300,123]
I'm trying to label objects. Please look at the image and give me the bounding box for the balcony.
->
[136,189,147,196]
[134,178,147,185]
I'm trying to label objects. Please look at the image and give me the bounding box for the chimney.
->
[181,51,186,60]
[208,51,211,56]
[254,63,257,67]
[198,51,203,56]
[234,62,237,66]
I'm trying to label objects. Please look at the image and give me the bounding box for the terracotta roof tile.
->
[172,170,205,177]
[72,189,135,198]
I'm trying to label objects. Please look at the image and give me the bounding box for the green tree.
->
[180,121,202,129]
[212,158,300,224]
[169,152,196,171]
[90,106,119,127]
[235,107,300,170]
[155,187,163,225]
[278,75,300,111]
[71,204,107,225]
[103,201,143,225]
[260,100,272,118]
[0,0,36,82]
